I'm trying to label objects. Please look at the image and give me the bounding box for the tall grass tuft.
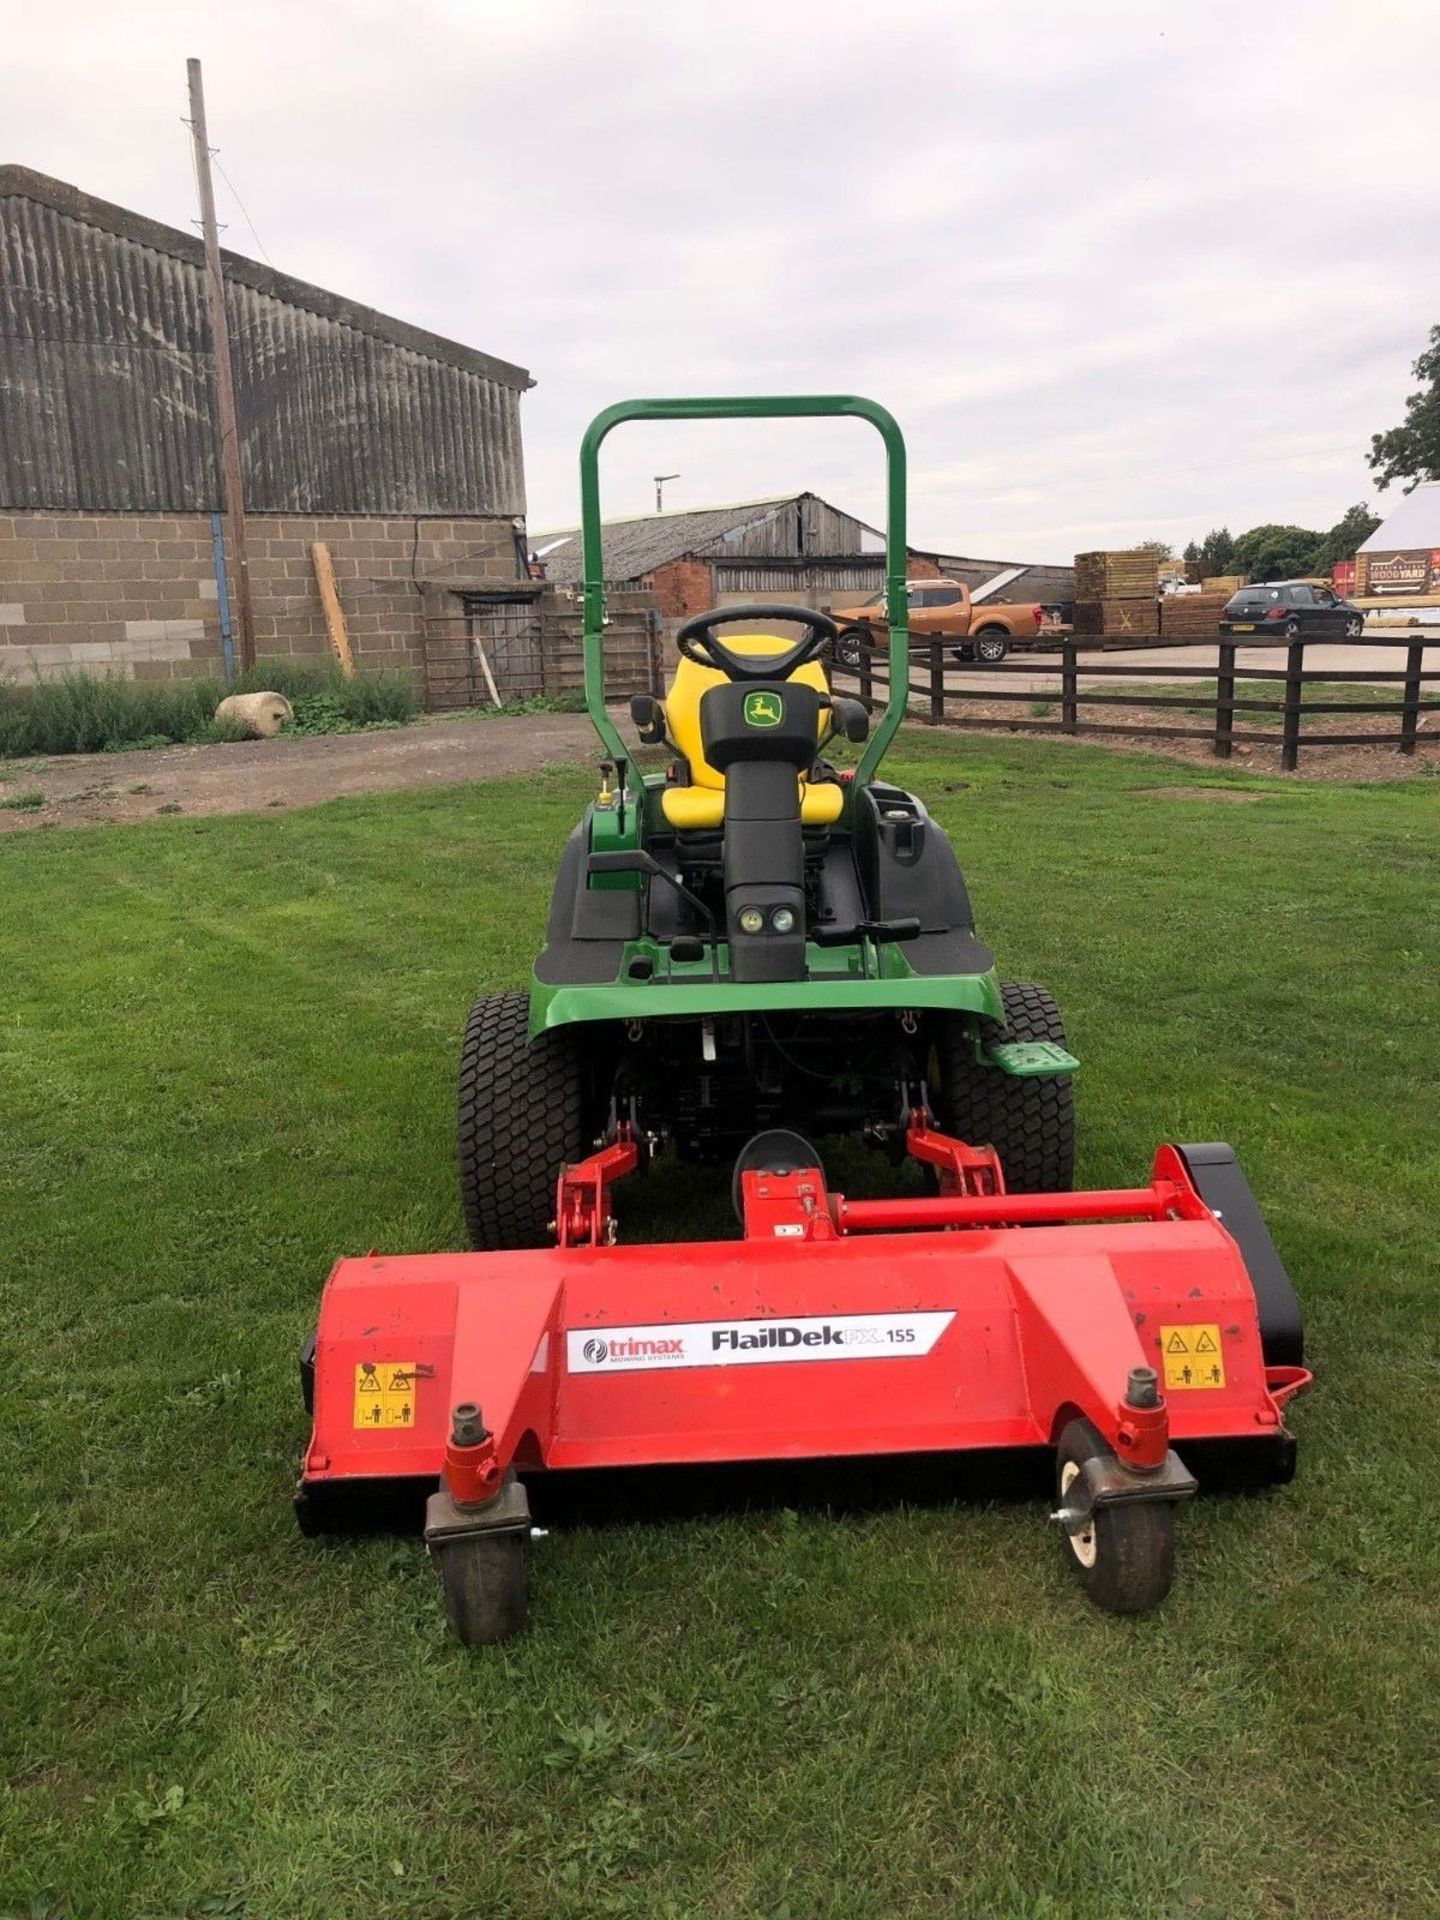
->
[0,658,419,757]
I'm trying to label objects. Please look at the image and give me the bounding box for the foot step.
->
[985,1040,1078,1077]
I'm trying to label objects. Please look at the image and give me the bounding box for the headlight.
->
[738,907,765,935]
[770,906,797,934]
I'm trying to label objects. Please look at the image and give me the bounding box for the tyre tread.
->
[937,981,1075,1192]
[457,991,585,1250]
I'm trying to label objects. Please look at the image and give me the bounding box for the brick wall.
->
[0,511,521,682]
[643,558,714,620]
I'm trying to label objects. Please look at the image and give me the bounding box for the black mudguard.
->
[1176,1142,1303,1368]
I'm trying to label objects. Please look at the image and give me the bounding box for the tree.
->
[1314,502,1381,572]
[1182,539,1201,563]
[1232,523,1324,582]
[1186,527,1236,575]
[1134,539,1174,561]
[1369,323,1440,492]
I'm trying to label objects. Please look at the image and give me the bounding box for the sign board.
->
[1357,548,1440,597]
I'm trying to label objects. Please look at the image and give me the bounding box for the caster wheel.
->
[1055,1418,1176,1614]
[432,1530,529,1645]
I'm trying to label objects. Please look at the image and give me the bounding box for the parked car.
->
[830,578,1045,668]
[1219,580,1365,640]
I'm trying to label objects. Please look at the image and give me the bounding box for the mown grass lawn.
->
[2,729,1438,1920]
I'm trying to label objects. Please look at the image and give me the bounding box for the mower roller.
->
[296,396,1309,1644]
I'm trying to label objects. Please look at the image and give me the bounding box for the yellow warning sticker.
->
[1160,1324,1225,1391]
[353,1360,417,1429]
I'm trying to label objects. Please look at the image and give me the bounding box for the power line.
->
[211,154,274,267]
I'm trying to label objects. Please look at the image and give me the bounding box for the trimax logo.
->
[583,1334,685,1364]
[743,690,784,728]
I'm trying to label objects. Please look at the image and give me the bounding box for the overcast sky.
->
[6,0,1438,560]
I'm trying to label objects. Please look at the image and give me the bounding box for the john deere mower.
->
[296,396,1308,1644]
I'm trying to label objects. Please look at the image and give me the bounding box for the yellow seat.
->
[657,633,844,830]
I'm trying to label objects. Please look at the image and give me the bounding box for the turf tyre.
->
[1055,1418,1176,1613]
[934,981,1074,1193]
[458,990,588,1251]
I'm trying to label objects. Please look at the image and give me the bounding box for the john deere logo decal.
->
[744,691,783,728]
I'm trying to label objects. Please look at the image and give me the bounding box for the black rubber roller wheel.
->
[433,1531,529,1645]
[457,990,588,1250]
[1055,1418,1177,1614]
[934,980,1075,1192]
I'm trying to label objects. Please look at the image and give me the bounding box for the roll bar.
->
[577,395,909,792]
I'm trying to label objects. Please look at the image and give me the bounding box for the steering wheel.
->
[675,604,839,683]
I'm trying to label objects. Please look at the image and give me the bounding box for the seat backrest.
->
[665,633,831,788]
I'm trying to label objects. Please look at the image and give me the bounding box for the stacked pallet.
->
[1159,592,1229,638]
[1073,548,1160,641]
[1072,598,1160,639]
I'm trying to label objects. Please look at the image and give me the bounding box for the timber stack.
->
[1159,591,1230,638]
[1072,548,1161,641]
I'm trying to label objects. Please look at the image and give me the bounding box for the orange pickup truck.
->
[831,578,1045,667]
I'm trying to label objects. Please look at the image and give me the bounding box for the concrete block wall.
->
[0,511,521,683]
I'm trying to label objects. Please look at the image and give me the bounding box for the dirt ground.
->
[0,711,598,832]
[2,700,1435,834]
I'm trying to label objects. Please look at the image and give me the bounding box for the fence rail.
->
[834,636,1440,770]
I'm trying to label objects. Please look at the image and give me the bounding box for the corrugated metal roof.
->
[532,498,805,583]
[1359,481,1440,551]
[0,167,529,515]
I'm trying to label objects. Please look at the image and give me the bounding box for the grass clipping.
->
[0,658,419,757]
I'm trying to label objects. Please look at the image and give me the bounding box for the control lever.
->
[813,917,921,949]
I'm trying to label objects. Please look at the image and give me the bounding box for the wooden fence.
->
[834,636,1440,770]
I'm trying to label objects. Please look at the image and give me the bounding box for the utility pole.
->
[187,57,256,672]
[654,473,680,513]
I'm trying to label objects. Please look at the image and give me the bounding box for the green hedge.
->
[0,659,419,757]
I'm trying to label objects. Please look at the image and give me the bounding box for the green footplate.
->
[985,1040,1079,1077]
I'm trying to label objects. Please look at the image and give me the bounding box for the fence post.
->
[1214,641,1235,760]
[1400,640,1424,755]
[859,646,873,711]
[1281,638,1304,772]
[1061,641,1078,733]
[929,638,944,725]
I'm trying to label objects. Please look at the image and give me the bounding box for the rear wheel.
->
[1285,617,1301,638]
[834,627,867,670]
[974,629,1010,664]
[933,981,1074,1192]
[457,990,589,1250]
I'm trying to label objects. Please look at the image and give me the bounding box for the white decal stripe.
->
[566,1311,954,1373]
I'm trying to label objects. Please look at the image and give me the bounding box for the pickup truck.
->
[830,578,1045,667]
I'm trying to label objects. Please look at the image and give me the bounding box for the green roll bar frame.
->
[578,395,909,792]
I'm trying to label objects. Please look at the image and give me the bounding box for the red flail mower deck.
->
[297,1124,1308,1643]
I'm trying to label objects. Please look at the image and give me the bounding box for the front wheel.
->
[834,627,867,671]
[932,981,1074,1193]
[1055,1419,1176,1614]
[1344,614,1363,638]
[457,991,590,1250]
[973,630,1010,664]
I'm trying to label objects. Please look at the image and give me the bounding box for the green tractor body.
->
[460,396,1076,1240]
